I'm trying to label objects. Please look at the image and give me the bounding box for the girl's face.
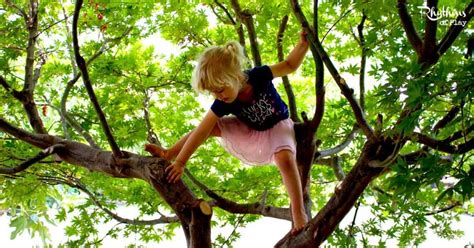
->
[211,84,239,103]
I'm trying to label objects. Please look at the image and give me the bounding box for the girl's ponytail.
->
[225,41,247,70]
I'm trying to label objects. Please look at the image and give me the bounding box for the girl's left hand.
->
[165,161,185,183]
[300,30,308,43]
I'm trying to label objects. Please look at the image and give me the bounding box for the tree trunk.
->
[275,140,392,247]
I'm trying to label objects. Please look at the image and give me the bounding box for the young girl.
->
[145,32,309,233]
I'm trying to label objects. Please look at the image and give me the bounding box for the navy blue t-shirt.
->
[210,65,289,131]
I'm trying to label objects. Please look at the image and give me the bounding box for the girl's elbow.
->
[285,61,298,74]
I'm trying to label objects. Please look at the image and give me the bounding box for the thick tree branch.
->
[397,0,423,57]
[276,141,387,247]
[310,0,325,131]
[290,0,375,141]
[0,144,65,174]
[184,169,291,221]
[438,2,474,56]
[5,0,47,134]
[72,0,123,158]
[277,15,299,122]
[0,116,211,246]
[230,0,261,66]
[23,0,39,93]
[411,132,474,154]
[423,0,438,63]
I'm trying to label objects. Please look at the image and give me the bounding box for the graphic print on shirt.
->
[240,93,273,124]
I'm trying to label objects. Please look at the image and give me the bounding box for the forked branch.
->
[290,0,375,140]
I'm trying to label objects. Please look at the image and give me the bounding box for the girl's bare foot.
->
[291,211,308,235]
[144,144,170,159]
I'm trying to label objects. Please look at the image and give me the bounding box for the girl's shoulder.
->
[246,65,273,86]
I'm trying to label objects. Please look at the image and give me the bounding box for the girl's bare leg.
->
[145,124,221,159]
[274,149,308,233]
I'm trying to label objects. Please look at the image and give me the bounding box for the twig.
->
[425,202,462,216]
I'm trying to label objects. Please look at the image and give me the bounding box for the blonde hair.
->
[192,41,248,93]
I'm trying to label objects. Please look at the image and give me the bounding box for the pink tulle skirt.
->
[217,117,296,165]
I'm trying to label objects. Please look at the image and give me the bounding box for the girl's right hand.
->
[165,161,185,183]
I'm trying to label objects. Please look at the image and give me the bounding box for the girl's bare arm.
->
[166,110,219,183]
[269,31,309,78]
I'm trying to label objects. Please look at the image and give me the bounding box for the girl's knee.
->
[275,149,295,162]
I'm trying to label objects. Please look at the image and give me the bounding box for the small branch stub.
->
[199,201,212,216]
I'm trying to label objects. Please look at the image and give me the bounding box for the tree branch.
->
[314,156,346,181]
[0,144,65,174]
[60,26,132,143]
[423,0,438,62]
[411,132,474,154]
[44,103,100,149]
[316,125,360,158]
[425,202,462,216]
[72,0,123,158]
[5,0,28,19]
[22,0,38,93]
[184,169,291,221]
[69,177,179,225]
[7,0,47,134]
[290,0,375,141]
[397,0,423,57]
[438,2,474,56]
[277,15,299,122]
[442,124,474,144]
[433,105,461,134]
[230,0,261,66]
[310,0,325,131]
[357,11,367,112]
[0,75,22,99]
[0,117,212,246]
[213,0,248,60]
[143,89,160,145]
